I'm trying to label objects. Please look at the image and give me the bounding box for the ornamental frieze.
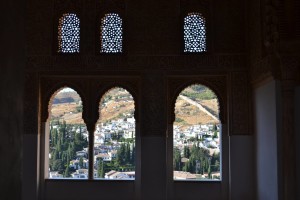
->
[26,55,246,72]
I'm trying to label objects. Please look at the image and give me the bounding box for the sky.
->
[59,87,75,93]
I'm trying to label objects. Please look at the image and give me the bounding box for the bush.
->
[175,118,184,123]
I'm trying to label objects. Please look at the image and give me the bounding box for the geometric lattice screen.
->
[100,13,123,53]
[184,13,206,52]
[58,13,80,53]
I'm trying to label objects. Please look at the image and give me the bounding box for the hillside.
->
[50,86,219,127]
[53,91,81,104]
[174,85,219,129]
[50,88,134,124]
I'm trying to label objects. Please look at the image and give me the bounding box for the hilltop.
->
[53,91,81,104]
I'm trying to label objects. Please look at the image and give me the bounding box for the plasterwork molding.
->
[26,55,246,72]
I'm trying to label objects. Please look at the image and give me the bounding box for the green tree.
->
[97,159,104,178]
[173,148,181,170]
[183,146,191,159]
[116,143,126,165]
[79,157,84,169]
[125,143,131,163]
[52,159,63,172]
[64,159,70,177]
[208,164,211,179]
[76,105,83,113]
[131,145,135,165]
[183,160,193,172]
[52,128,58,147]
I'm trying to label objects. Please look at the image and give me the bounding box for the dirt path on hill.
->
[179,95,219,121]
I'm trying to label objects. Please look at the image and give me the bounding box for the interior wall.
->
[0,0,24,199]
[295,86,300,200]
[23,0,253,199]
[22,135,39,200]
[254,80,280,200]
[229,135,254,200]
[45,181,134,200]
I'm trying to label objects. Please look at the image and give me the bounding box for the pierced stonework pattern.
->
[262,0,279,52]
[58,13,80,53]
[184,13,206,52]
[100,13,122,53]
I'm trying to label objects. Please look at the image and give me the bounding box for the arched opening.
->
[173,84,221,180]
[47,87,88,179]
[184,13,206,52]
[58,13,80,53]
[94,87,135,179]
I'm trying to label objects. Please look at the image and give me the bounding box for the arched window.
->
[100,13,123,53]
[58,13,80,53]
[184,13,206,52]
[94,87,135,179]
[173,84,221,180]
[47,87,88,179]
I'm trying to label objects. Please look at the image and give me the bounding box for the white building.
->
[104,170,135,179]
[49,171,63,179]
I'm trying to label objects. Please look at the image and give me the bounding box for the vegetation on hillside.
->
[49,120,88,177]
[181,85,216,101]
[174,145,220,178]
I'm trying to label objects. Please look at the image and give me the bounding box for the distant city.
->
[48,85,221,180]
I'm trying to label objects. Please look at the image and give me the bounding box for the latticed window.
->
[58,13,80,53]
[100,13,123,53]
[184,13,206,52]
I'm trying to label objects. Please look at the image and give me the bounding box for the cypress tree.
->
[131,145,135,165]
[125,143,130,164]
[79,157,84,169]
[64,158,70,177]
[97,159,104,178]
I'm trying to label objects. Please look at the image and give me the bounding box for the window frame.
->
[96,12,126,55]
[98,13,124,55]
[172,84,222,181]
[166,77,229,199]
[53,12,82,55]
[39,77,141,184]
[180,8,212,54]
[183,13,207,54]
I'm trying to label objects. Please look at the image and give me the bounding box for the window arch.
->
[100,13,123,53]
[94,87,135,179]
[46,87,88,179]
[184,13,206,53]
[173,84,221,180]
[58,13,80,53]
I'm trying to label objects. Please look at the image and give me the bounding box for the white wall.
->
[254,80,280,200]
